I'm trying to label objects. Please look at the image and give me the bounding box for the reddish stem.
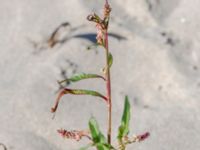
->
[103,0,112,146]
[105,0,108,5]
[105,22,112,146]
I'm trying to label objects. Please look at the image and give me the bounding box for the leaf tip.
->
[125,95,129,103]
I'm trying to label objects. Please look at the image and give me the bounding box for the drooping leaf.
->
[51,88,107,113]
[117,96,131,140]
[58,73,105,85]
[108,52,113,68]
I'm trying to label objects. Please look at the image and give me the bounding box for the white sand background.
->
[0,0,200,149]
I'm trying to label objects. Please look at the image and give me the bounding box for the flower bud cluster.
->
[87,4,111,45]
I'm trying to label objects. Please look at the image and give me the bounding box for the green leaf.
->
[51,88,107,113]
[101,53,113,73]
[108,53,113,68]
[117,96,131,140]
[89,117,100,142]
[96,143,110,150]
[88,118,116,150]
[58,73,105,85]
[96,143,115,150]
[89,117,106,144]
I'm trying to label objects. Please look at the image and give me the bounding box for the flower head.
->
[57,129,91,141]
[87,3,111,46]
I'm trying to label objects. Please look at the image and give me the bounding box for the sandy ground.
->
[0,0,200,150]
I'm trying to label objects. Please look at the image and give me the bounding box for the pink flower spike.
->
[137,132,150,142]
[57,129,91,141]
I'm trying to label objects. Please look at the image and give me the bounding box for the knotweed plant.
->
[51,0,149,149]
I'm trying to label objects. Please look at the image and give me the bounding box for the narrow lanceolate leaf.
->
[95,143,116,150]
[89,117,106,144]
[58,73,105,85]
[96,143,110,150]
[89,117,100,142]
[88,118,115,150]
[99,143,115,150]
[51,88,108,113]
[108,52,113,68]
[118,96,131,140]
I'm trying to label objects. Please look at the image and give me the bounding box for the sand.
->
[0,0,200,150]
